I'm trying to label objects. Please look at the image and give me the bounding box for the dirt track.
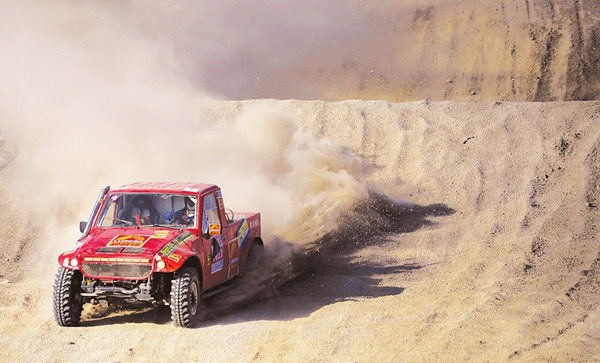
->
[1,99,600,362]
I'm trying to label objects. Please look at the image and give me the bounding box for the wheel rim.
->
[189,281,199,316]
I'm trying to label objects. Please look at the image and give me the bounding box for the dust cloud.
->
[0,0,373,346]
[71,0,600,102]
[0,0,369,288]
[0,0,209,282]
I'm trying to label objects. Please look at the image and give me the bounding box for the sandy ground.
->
[1,99,600,362]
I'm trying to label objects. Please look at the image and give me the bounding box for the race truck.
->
[52,182,262,328]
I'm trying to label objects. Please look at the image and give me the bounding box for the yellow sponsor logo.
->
[152,231,169,239]
[107,234,150,247]
[238,220,249,248]
[209,224,221,236]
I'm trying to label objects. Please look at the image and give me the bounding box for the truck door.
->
[200,192,229,289]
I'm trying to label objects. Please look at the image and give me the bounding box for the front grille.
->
[81,263,153,279]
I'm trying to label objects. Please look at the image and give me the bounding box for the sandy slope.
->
[162,0,600,103]
[1,99,600,362]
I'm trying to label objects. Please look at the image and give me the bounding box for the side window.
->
[202,193,220,235]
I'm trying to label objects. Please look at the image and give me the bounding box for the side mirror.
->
[79,221,87,233]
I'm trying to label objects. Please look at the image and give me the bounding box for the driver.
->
[118,195,159,226]
[166,197,196,225]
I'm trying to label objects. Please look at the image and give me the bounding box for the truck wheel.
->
[170,267,201,327]
[52,267,84,327]
[246,242,264,272]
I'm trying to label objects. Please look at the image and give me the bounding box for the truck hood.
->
[74,228,193,257]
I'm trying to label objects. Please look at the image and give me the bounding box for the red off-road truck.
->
[53,182,262,327]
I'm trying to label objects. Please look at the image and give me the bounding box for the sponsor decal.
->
[216,191,224,209]
[211,259,223,274]
[152,231,169,239]
[209,224,221,236]
[227,239,240,277]
[173,231,194,245]
[237,219,250,249]
[107,235,150,247]
[228,264,238,276]
[210,239,225,274]
[228,238,240,277]
[249,219,259,229]
[168,253,181,263]
[229,239,239,262]
[159,231,194,258]
[159,242,178,257]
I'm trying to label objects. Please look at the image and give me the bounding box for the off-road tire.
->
[246,242,264,273]
[52,267,84,327]
[170,267,201,327]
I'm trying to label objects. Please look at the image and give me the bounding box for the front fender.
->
[57,250,79,270]
[155,234,205,273]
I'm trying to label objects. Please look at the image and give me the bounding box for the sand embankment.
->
[1,99,599,361]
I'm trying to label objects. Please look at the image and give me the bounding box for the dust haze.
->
[0,0,370,302]
[2,0,600,362]
[89,0,600,102]
[0,1,367,248]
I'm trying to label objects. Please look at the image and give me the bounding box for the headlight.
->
[70,258,78,267]
[155,255,166,270]
[63,257,70,267]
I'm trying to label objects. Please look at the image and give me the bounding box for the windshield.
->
[96,193,198,228]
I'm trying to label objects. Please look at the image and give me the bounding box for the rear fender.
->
[239,237,263,277]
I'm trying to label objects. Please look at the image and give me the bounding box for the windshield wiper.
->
[103,217,139,228]
[114,218,135,226]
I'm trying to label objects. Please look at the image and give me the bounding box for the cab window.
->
[202,193,220,235]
